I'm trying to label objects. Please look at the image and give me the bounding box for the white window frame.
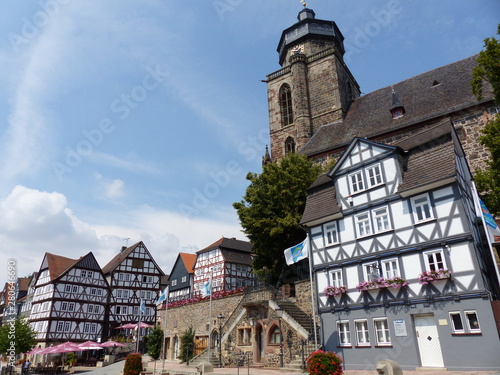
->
[464,311,481,333]
[337,321,351,346]
[61,302,68,311]
[171,279,177,287]
[354,319,370,346]
[56,322,64,332]
[363,261,380,281]
[349,171,365,194]
[182,276,187,283]
[366,163,383,188]
[328,269,344,288]
[373,318,391,345]
[381,258,400,278]
[64,322,71,332]
[423,249,447,271]
[372,206,391,233]
[355,212,372,237]
[449,311,465,333]
[324,221,339,246]
[84,323,90,333]
[81,270,87,278]
[411,193,434,223]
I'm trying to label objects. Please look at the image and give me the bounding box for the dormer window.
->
[390,87,405,119]
[431,80,441,87]
[391,107,405,119]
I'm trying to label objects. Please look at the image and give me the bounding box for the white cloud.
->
[0,185,244,286]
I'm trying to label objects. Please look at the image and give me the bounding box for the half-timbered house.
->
[300,121,500,370]
[167,253,196,302]
[28,252,109,345]
[193,237,254,296]
[102,241,165,337]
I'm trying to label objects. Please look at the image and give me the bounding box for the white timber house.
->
[300,121,500,371]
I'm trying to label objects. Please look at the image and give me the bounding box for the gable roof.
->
[101,241,165,276]
[197,237,252,255]
[41,252,81,281]
[179,253,197,274]
[300,55,494,157]
[301,123,459,226]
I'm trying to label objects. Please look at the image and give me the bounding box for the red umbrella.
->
[100,340,126,347]
[115,323,136,329]
[27,347,45,355]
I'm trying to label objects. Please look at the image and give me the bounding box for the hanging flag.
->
[202,270,212,298]
[480,199,500,237]
[284,237,309,266]
[155,287,168,305]
[140,299,146,314]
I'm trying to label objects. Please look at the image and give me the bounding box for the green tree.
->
[233,153,324,284]
[179,326,195,363]
[0,318,37,356]
[471,24,500,215]
[145,326,163,360]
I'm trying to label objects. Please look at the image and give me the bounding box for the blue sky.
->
[0,0,499,287]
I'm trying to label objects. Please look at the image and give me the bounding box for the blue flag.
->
[480,199,500,236]
[284,237,309,265]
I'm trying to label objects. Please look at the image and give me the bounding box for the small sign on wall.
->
[394,319,407,336]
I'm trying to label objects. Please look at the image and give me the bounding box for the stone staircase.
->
[186,348,219,368]
[281,356,307,373]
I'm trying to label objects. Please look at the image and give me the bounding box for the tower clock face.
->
[291,44,304,54]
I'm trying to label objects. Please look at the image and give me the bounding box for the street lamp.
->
[218,313,225,368]
[275,307,284,368]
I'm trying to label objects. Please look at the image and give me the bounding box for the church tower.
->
[266,8,360,160]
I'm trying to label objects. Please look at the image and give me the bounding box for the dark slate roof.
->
[300,173,340,225]
[394,119,457,194]
[300,55,493,156]
[197,237,252,254]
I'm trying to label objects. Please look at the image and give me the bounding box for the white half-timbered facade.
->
[301,121,500,371]
[102,241,165,337]
[28,252,109,345]
[193,237,254,296]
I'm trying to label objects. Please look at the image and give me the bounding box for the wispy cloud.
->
[88,151,163,175]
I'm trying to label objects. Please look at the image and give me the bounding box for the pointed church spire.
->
[262,145,272,166]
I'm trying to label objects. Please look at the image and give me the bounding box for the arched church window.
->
[280,84,293,127]
[285,137,296,155]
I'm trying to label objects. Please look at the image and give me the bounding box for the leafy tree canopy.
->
[233,153,325,284]
[471,24,500,215]
[0,318,37,356]
[145,326,163,360]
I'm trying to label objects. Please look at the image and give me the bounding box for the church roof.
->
[300,55,494,157]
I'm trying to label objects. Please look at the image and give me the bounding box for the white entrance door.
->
[414,315,444,367]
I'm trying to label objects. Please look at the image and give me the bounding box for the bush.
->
[306,350,343,375]
[123,353,143,375]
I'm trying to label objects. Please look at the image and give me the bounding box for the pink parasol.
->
[100,340,127,347]
[77,340,104,350]
[115,322,153,329]
[38,342,81,354]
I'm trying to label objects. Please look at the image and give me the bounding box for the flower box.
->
[418,269,451,284]
[356,277,408,292]
[324,286,347,297]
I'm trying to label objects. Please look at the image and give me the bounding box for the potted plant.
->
[306,350,343,375]
[324,285,347,297]
[123,353,143,375]
[418,269,451,284]
[356,276,408,291]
